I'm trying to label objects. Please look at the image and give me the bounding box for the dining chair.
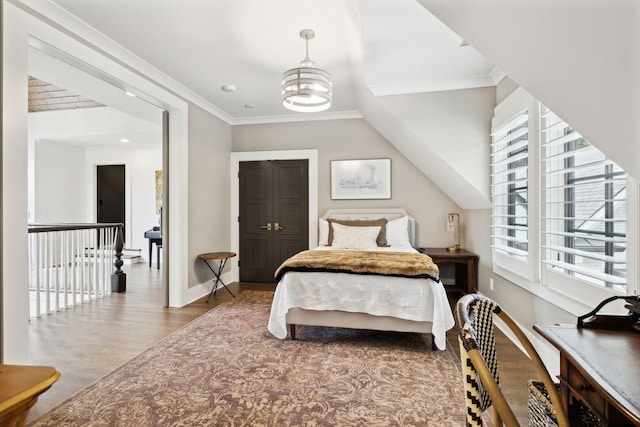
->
[455,293,569,427]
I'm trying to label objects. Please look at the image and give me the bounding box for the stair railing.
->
[27,223,126,318]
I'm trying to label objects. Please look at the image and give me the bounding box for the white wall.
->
[373,87,495,210]
[2,2,31,363]
[418,0,640,181]
[358,82,495,210]
[85,145,162,256]
[34,140,88,223]
[32,139,163,258]
[28,105,163,258]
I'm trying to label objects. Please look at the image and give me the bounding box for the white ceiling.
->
[47,0,497,124]
[24,0,499,209]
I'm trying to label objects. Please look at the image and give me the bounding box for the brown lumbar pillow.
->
[327,218,388,246]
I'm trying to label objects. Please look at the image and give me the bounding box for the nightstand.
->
[419,247,478,294]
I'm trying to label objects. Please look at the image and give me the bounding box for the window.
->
[490,88,539,282]
[491,112,529,259]
[540,107,627,294]
[491,90,636,308]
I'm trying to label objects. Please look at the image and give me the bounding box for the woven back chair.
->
[455,294,569,427]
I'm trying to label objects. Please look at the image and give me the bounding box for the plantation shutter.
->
[540,107,627,289]
[491,112,529,260]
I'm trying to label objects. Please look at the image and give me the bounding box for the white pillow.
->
[318,218,329,246]
[330,223,380,250]
[386,216,411,247]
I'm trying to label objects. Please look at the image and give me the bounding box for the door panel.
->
[239,160,308,282]
[278,163,306,198]
[244,238,269,271]
[241,204,270,280]
[239,162,272,282]
[273,161,308,262]
[274,203,306,259]
[96,164,125,242]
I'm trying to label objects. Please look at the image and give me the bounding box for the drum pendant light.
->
[281,29,332,113]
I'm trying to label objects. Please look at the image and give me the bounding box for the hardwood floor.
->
[26,263,537,424]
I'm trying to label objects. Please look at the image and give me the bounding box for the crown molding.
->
[230,110,362,125]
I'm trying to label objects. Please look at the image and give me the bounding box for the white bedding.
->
[267,245,455,350]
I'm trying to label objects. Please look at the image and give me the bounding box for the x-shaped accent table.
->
[197,251,236,302]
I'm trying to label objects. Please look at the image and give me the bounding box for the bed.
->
[267,208,455,350]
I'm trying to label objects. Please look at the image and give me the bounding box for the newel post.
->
[111,224,127,293]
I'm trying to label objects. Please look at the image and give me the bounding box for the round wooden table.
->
[0,364,60,426]
[197,252,236,302]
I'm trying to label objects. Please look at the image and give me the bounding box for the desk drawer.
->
[567,365,605,416]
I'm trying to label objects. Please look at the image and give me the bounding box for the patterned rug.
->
[29,290,468,426]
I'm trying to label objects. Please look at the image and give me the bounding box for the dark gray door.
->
[97,164,125,241]
[239,160,308,282]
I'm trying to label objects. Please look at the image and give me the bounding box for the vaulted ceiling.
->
[27,0,502,209]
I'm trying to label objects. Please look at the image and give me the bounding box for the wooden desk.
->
[419,247,478,294]
[534,324,640,426]
[0,364,60,426]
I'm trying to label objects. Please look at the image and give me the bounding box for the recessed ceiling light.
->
[120,138,130,143]
[125,91,136,97]
[221,84,237,93]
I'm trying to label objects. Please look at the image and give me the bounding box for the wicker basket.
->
[576,400,607,427]
[528,379,607,427]
[527,380,558,427]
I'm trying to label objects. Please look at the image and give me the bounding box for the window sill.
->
[493,264,596,317]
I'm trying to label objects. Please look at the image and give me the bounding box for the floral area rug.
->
[29,290,468,426]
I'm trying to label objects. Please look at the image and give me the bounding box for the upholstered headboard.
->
[320,208,416,247]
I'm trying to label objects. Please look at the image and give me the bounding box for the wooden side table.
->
[419,247,478,294]
[198,252,236,302]
[0,364,60,427]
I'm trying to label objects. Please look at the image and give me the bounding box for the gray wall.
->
[232,118,462,248]
[188,104,232,288]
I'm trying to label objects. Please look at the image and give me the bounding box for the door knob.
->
[260,223,272,231]
[274,223,284,231]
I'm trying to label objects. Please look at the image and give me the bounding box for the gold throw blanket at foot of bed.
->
[274,250,440,282]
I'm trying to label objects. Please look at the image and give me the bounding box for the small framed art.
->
[331,158,391,200]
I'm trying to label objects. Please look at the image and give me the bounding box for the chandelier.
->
[281,29,332,113]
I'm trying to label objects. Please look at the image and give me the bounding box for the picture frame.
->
[155,170,163,214]
[331,158,391,200]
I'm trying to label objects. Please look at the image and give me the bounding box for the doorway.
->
[96,164,126,241]
[239,160,309,282]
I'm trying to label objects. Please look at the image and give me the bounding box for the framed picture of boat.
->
[331,158,391,199]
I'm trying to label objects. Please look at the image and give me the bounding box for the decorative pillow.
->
[330,223,380,250]
[327,218,388,246]
[318,218,330,246]
[386,216,411,247]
